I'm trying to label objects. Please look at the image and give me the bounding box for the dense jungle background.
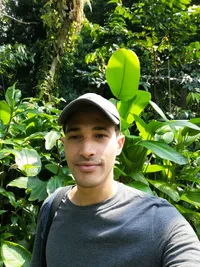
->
[0,0,200,266]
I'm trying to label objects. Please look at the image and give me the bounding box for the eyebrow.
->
[65,126,112,134]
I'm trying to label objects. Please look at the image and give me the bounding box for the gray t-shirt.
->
[31,182,200,267]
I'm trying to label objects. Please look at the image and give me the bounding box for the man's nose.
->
[79,140,96,158]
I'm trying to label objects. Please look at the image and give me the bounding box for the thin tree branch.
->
[3,13,38,25]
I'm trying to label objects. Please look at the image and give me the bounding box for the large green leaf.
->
[0,149,12,159]
[166,120,200,131]
[45,130,61,150]
[175,204,200,221]
[47,176,64,195]
[126,91,151,123]
[14,148,41,176]
[144,164,172,173]
[5,84,21,109]
[149,100,169,121]
[178,175,200,185]
[8,177,28,189]
[1,240,31,267]
[180,191,200,207]
[0,188,17,208]
[45,163,60,174]
[27,177,47,202]
[118,90,151,123]
[138,140,188,165]
[180,118,200,136]
[0,210,7,215]
[128,182,153,196]
[106,48,140,101]
[128,170,149,185]
[133,115,149,139]
[24,132,46,143]
[148,179,180,202]
[0,101,11,125]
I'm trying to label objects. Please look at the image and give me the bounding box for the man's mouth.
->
[76,161,101,172]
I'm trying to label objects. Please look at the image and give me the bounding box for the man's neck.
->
[69,180,118,206]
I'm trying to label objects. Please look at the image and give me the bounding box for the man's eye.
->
[68,135,81,140]
[96,134,106,139]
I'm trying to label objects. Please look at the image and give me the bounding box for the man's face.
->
[61,107,124,189]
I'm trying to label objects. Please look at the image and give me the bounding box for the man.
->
[31,93,200,267]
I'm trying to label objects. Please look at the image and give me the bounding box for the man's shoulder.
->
[119,182,177,211]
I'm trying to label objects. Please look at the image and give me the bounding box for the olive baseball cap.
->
[58,93,120,128]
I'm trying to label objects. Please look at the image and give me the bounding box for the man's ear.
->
[116,135,125,155]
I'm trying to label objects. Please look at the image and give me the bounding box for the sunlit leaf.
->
[149,100,169,121]
[1,240,31,267]
[167,120,200,131]
[118,90,151,123]
[8,177,28,189]
[106,48,140,101]
[133,115,149,139]
[13,148,41,176]
[0,101,11,125]
[45,130,61,150]
[144,164,172,173]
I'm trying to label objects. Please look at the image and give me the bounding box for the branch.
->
[3,13,38,25]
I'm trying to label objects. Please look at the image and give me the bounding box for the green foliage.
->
[106,48,140,101]
[79,0,200,116]
[0,84,74,264]
[1,240,31,267]
[1,0,200,264]
[107,48,200,238]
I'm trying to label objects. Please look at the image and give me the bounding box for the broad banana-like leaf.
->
[117,90,151,123]
[1,240,31,267]
[138,140,188,165]
[134,115,149,139]
[106,48,140,101]
[149,100,169,122]
[165,120,200,131]
[180,191,200,207]
[127,182,153,195]
[128,170,149,185]
[175,204,200,220]
[0,101,11,125]
[182,118,200,136]
[144,164,172,173]
[148,179,180,202]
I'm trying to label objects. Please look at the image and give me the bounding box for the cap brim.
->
[58,98,120,126]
